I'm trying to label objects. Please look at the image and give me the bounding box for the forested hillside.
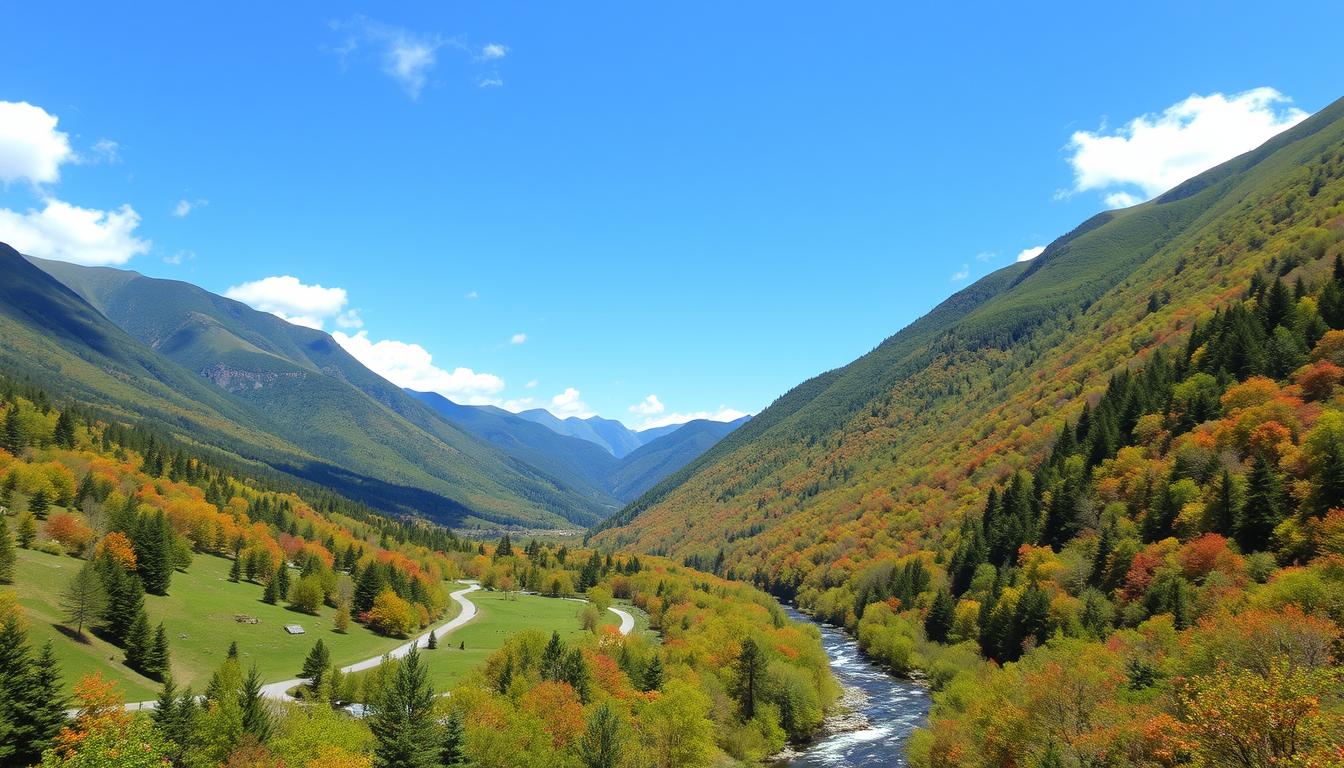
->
[3,250,612,529]
[594,97,1344,764]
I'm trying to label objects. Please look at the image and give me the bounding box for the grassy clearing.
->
[10,548,460,700]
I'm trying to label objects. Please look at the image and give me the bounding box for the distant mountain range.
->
[406,389,747,504]
[1,251,744,529]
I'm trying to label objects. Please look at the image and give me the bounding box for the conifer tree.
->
[1238,454,1285,552]
[228,551,242,583]
[641,652,663,693]
[1312,441,1344,517]
[99,557,145,644]
[578,702,628,768]
[61,560,107,636]
[29,489,49,518]
[16,512,35,548]
[0,515,14,584]
[263,562,282,604]
[135,510,173,595]
[371,645,437,768]
[52,409,76,448]
[733,636,764,719]
[439,708,467,767]
[276,558,291,599]
[2,407,22,455]
[240,663,272,742]
[148,622,171,679]
[125,608,152,670]
[925,589,955,643]
[301,638,330,694]
[426,629,438,650]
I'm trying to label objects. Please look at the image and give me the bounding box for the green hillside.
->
[16,255,611,528]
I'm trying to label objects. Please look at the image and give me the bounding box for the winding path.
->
[121,581,634,709]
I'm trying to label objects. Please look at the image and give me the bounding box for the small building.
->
[284,624,305,635]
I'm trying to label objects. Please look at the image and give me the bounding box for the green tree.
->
[439,709,467,768]
[263,561,282,604]
[924,589,955,643]
[426,629,437,650]
[301,639,331,695]
[17,512,36,548]
[147,622,170,679]
[494,533,512,559]
[124,609,151,670]
[1238,454,1285,552]
[733,636,765,719]
[641,652,663,692]
[29,489,49,518]
[0,599,68,765]
[61,561,107,637]
[228,553,242,583]
[133,511,172,595]
[578,701,629,768]
[642,680,713,768]
[371,645,437,768]
[52,410,77,449]
[240,663,273,743]
[2,407,22,455]
[98,557,144,644]
[0,515,14,584]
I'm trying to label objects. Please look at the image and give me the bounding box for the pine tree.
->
[52,410,76,449]
[426,629,438,650]
[563,648,591,704]
[229,552,242,583]
[99,558,145,644]
[1238,454,1285,552]
[641,652,663,692]
[733,636,764,719]
[0,515,14,584]
[16,512,35,548]
[61,560,107,636]
[925,589,955,643]
[494,533,513,559]
[263,562,281,604]
[578,702,628,768]
[29,489,49,518]
[439,708,467,767]
[276,559,291,599]
[240,663,273,742]
[1312,441,1344,517]
[371,645,437,768]
[125,608,152,669]
[135,510,173,595]
[541,630,566,681]
[25,641,68,760]
[301,639,331,694]
[0,616,67,767]
[1211,469,1239,536]
[148,622,171,679]
[2,407,22,455]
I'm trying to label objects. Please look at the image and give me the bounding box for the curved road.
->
[123,582,634,708]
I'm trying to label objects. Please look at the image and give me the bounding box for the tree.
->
[133,511,173,595]
[367,589,417,637]
[30,489,49,518]
[262,562,282,605]
[578,701,629,768]
[642,680,713,768]
[42,675,170,768]
[1238,454,1285,552]
[370,646,437,768]
[925,589,955,643]
[334,601,351,633]
[229,553,242,583]
[0,515,14,584]
[97,558,144,644]
[733,636,765,719]
[439,709,467,768]
[151,675,199,767]
[0,595,68,765]
[426,629,437,650]
[17,512,36,548]
[147,623,170,679]
[124,609,151,671]
[240,663,272,743]
[494,533,512,559]
[641,652,663,692]
[53,410,77,449]
[61,561,107,637]
[301,639,331,695]
[2,407,22,455]
[275,560,291,600]
[288,574,324,615]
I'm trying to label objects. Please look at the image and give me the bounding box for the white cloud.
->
[332,17,445,99]
[334,330,507,402]
[172,198,207,218]
[0,101,74,185]
[164,249,195,265]
[465,290,479,299]
[510,333,527,345]
[549,387,595,419]
[524,380,538,389]
[950,264,969,282]
[629,395,665,417]
[480,43,507,60]
[1015,245,1046,262]
[86,139,120,164]
[0,199,150,265]
[1066,87,1308,204]
[477,75,503,89]
[224,275,350,329]
[975,251,997,262]
[335,309,364,329]
[634,406,750,431]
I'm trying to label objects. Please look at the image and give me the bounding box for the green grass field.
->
[10,548,460,700]
[9,548,645,702]
[406,589,621,692]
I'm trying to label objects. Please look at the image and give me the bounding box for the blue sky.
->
[2,2,1342,428]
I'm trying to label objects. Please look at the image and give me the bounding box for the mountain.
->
[15,254,613,528]
[607,416,750,501]
[515,410,648,457]
[410,391,748,503]
[594,95,1344,581]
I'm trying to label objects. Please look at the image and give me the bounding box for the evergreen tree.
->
[0,515,14,584]
[125,608,152,669]
[563,648,591,704]
[541,630,566,681]
[263,561,282,604]
[1211,469,1239,536]
[1312,441,1344,517]
[0,606,68,765]
[228,552,242,583]
[240,663,273,742]
[52,409,77,449]
[733,636,764,719]
[61,560,107,636]
[29,488,49,518]
[148,622,171,679]
[426,629,438,650]
[439,708,467,767]
[2,407,22,455]
[98,556,145,643]
[276,559,291,601]
[301,639,331,694]
[641,652,663,692]
[16,512,35,548]
[371,645,437,768]
[151,675,199,766]
[134,510,174,595]
[494,533,512,559]
[925,589,955,643]
[1238,454,1285,552]
[578,702,628,768]
[1007,583,1051,661]
[25,641,68,760]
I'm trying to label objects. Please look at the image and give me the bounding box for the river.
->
[776,605,931,767]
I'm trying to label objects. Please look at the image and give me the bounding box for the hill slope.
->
[595,96,1344,576]
[11,253,608,527]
